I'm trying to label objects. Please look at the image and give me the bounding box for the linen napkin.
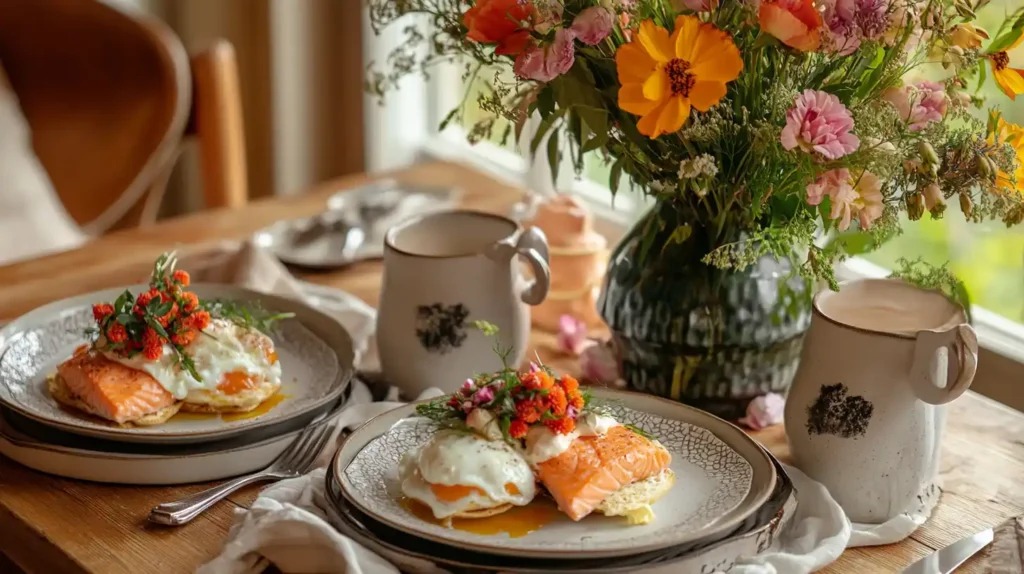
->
[729,474,940,574]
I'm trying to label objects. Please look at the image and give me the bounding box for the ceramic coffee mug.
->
[377,210,551,396]
[785,278,978,523]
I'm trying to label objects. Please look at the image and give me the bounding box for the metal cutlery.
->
[148,422,334,526]
[901,527,994,574]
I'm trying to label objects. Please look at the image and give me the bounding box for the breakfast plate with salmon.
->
[334,322,775,559]
[0,253,354,444]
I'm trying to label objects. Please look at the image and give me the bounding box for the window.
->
[424,58,649,223]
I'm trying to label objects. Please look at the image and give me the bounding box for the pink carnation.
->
[819,0,890,55]
[514,28,575,82]
[806,168,851,206]
[781,90,860,160]
[571,7,613,45]
[806,168,883,231]
[883,81,947,132]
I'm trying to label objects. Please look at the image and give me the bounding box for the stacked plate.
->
[0,284,356,485]
[323,389,797,573]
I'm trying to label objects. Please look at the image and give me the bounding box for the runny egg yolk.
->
[429,482,521,502]
[216,347,278,395]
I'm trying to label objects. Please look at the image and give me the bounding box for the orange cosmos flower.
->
[616,16,742,138]
[463,0,534,56]
[987,33,1024,100]
[758,0,822,52]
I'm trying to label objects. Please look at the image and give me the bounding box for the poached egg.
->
[399,429,536,520]
[104,318,282,410]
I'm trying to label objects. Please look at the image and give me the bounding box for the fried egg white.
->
[104,319,282,411]
[399,429,536,520]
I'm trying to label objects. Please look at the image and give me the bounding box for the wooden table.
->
[1,161,1021,574]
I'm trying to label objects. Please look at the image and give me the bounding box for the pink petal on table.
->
[738,393,786,430]
[556,314,590,356]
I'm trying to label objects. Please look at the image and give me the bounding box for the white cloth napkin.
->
[730,471,939,574]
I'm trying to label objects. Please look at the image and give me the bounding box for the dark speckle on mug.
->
[805,383,874,438]
[415,303,469,354]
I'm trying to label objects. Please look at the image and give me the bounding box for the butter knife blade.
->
[902,528,994,574]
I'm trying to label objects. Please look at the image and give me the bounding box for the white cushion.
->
[0,64,87,266]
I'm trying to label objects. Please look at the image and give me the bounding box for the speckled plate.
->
[323,450,796,573]
[334,388,776,559]
[0,284,354,444]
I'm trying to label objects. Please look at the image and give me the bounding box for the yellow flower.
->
[989,118,1024,194]
[987,33,1024,100]
[950,23,988,50]
[615,15,742,138]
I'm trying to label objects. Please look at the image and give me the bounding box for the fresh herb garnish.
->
[199,298,294,335]
[84,251,292,383]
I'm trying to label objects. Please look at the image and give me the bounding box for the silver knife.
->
[901,528,994,574]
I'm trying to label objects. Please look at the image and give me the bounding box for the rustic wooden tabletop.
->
[0,162,1020,573]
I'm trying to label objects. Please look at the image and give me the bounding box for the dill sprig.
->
[199,299,295,335]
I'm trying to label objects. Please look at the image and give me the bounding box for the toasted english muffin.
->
[595,469,676,525]
[47,373,182,427]
[179,379,282,414]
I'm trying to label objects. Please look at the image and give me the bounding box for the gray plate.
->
[335,388,776,559]
[256,182,460,269]
[0,284,354,444]
[323,449,796,573]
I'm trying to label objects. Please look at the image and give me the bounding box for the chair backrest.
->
[0,0,246,234]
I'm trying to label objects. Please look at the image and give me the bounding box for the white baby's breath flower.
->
[678,154,719,179]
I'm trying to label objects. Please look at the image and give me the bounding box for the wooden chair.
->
[0,0,247,235]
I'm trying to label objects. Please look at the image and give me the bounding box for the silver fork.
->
[148,423,334,526]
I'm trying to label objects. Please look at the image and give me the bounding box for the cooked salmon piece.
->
[535,425,672,521]
[56,352,176,424]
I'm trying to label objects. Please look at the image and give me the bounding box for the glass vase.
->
[597,203,814,420]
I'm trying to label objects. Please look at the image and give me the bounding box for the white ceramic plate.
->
[323,455,797,573]
[335,388,776,559]
[0,284,354,444]
[0,392,347,485]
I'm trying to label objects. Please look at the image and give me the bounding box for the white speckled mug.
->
[785,279,978,523]
[377,210,550,397]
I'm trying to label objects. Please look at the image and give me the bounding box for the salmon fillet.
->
[56,351,176,424]
[536,425,672,521]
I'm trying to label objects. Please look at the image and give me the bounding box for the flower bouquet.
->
[367,0,1024,417]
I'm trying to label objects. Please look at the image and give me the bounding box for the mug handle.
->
[516,226,551,305]
[908,323,978,405]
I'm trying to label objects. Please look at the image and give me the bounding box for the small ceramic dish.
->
[0,284,354,444]
[334,388,776,559]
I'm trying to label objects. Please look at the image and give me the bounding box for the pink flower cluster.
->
[514,5,614,82]
[781,90,860,160]
[882,81,948,132]
[819,0,892,55]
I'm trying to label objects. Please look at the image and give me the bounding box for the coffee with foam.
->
[817,279,965,336]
